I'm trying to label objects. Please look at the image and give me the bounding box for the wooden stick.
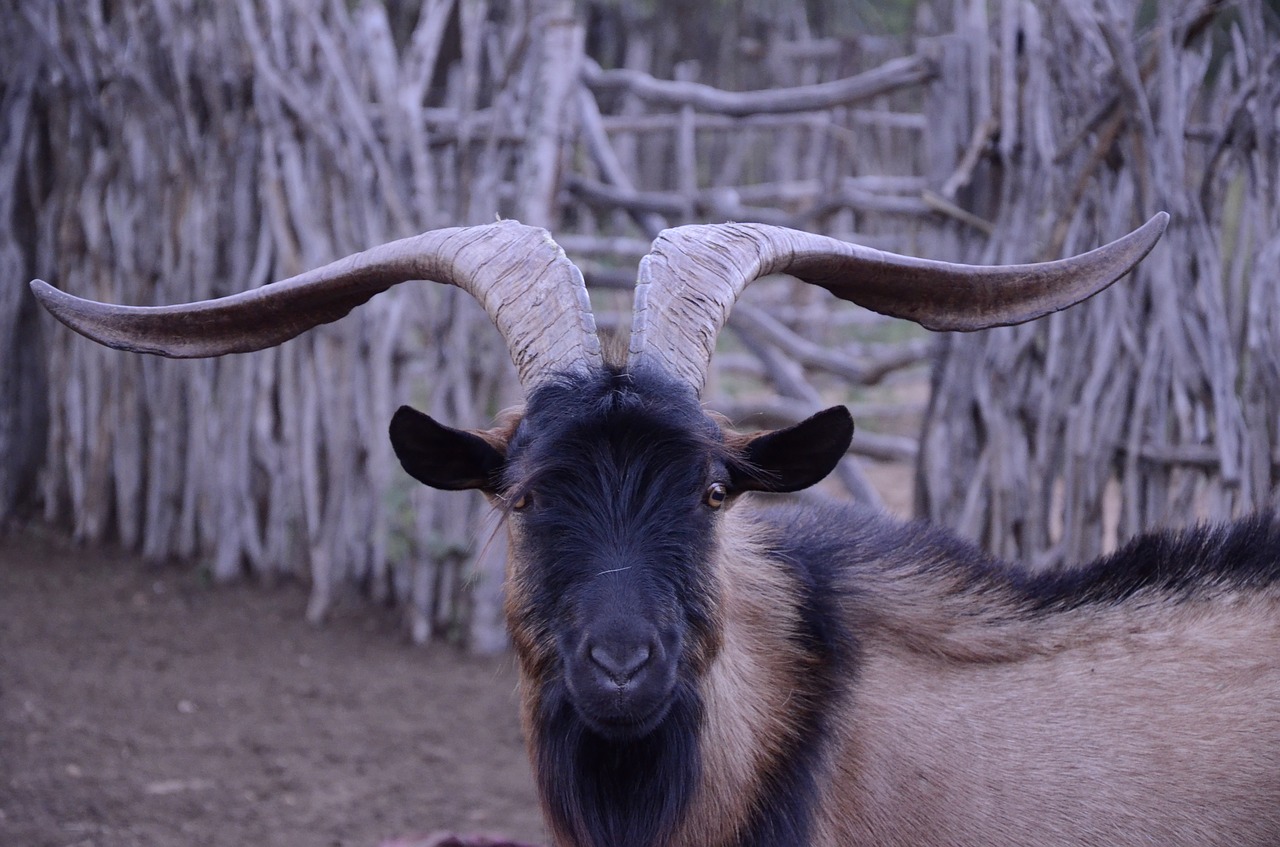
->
[582,53,935,116]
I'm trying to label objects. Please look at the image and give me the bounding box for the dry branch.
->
[730,303,930,386]
[711,396,920,463]
[582,54,935,116]
[567,174,934,226]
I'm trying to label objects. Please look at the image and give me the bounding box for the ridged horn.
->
[31,220,602,390]
[628,212,1168,394]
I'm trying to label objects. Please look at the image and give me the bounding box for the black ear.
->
[730,406,853,494]
[389,405,507,492]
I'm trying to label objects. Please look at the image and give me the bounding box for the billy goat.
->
[32,213,1280,846]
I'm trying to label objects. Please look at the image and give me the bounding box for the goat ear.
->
[389,405,508,493]
[729,406,853,494]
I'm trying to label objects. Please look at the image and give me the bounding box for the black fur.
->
[506,368,726,847]
[1022,512,1280,611]
[535,681,703,847]
[760,497,1280,619]
[731,405,854,494]
[389,406,505,491]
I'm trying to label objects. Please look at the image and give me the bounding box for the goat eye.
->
[705,483,728,509]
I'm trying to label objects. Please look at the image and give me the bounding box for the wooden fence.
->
[2,0,1276,647]
[917,0,1280,567]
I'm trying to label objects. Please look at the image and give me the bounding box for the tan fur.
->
[818,561,1280,846]
[485,414,553,803]
[676,506,1280,846]
[599,325,630,369]
[707,411,749,449]
[669,507,817,847]
[474,406,523,457]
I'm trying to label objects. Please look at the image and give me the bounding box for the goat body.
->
[752,501,1280,846]
[395,367,1280,847]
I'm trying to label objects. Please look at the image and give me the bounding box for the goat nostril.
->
[588,642,653,685]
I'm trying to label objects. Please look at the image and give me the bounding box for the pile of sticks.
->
[4,0,1275,644]
[918,0,1280,567]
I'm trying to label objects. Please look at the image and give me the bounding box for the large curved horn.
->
[31,220,602,390]
[628,212,1168,394]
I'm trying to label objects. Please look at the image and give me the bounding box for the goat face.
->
[389,365,852,743]
[503,368,723,743]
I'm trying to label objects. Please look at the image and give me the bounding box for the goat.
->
[32,213,1280,846]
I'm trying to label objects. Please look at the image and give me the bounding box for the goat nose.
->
[588,642,652,685]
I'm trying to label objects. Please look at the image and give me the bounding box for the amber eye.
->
[510,492,531,511]
[705,483,728,509]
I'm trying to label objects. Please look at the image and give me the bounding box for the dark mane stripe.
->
[1022,512,1280,611]
[764,498,1280,617]
[725,528,858,846]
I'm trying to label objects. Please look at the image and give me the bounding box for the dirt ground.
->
[0,526,546,847]
[0,450,916,847]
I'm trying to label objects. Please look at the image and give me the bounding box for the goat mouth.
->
[576,697,673,742]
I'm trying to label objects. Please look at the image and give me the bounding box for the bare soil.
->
[0,526,545,847]
[0,456,916,847]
